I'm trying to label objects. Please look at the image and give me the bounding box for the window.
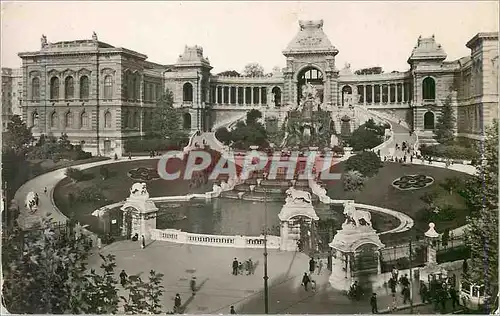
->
[183,113,191,129]
[65,76,74,100]
[80,111,89,128]
[133,111,139,128]
[424,111,435,130]
[50,111,58,128]
[32,77,40,101]
[422,77,436,100]
[32,111,39,127]
[80,76,89,100]
[122,73,128,99]
[65,111,73,128]
[183,82,193,102]
[104,75,113,100]
[131,76,136,100]
[272,87,281,106]
[104,111,112,128]
[123,110,129,128]
[50,77,59,100]
[135,76,141,101]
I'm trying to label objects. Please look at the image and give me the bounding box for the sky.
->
[1,1,498,73]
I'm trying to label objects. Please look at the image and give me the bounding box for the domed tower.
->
[282,20,340,108]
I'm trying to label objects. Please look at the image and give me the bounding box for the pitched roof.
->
[408,35,447,63]
[283,20,338,56]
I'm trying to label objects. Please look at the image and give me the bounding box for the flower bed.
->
[392,174,434,190]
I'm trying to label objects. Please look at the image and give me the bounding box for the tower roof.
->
[283,20,338,56]
[408,35,447,63]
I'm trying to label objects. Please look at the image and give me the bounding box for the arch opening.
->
[422,77,436,100]
[424,111,435,130]
[183,113,192,130]
[297,67,324,105]
[183,82,194,102]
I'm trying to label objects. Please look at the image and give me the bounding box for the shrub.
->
[437,246,470,264]
[345,151,382,177]
[342,170,365,192]
[419,144,478,160]
[348,128,383,151]
[65,167,84,182]
[215,127,232,145]
[124,138,181,153]
[99,166,109,180]
[332,145,344,155]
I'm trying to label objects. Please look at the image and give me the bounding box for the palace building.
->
[16,20,498,156]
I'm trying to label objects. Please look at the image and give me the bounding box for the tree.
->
[3,115,34,155]
[246,109,262,125]
[434,95,456,144]
[151,89,188,145]
[121,270,165,314]
[439,176,463,195]
[463,120,498,297]
[215,127,232,145]
[354,67,383,75]
[345,151,382,177]
[347,120,385,151]
[242,63,264,77]
[217,70,241,77]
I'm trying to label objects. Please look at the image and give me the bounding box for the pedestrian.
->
[97,237,102,249]
[402,285,411,304]
[174,293,182,313]
[302,272,311,291]
[370,293,378,314]
[119,269,128,287]
[232,258,239,275]
[400,274,410,288]
[392,267,399,282]
[449,287,459,309]
[410,155,413,163]
[114,153,118,160]
[428,156,432,165]
[403,155,407,163]
[44,187,47,194]
[377,149,381,157]
[420,281,429,304]
[190,276,196,296]
[128,152,132,160]
[389,277,397,295]
[317,259,323,275]
[230,306,236,314]
[141,235,145,249]
[309,257,316,274]
[390,293,398,312]
[247,258,253,275]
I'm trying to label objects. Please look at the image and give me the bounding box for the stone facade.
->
[16,24,498,155]
[1,67,23,131]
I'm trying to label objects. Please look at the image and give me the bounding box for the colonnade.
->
[211,85,279,105]
[346,82,412,105]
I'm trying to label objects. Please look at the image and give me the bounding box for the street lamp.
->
[263,186,269,314]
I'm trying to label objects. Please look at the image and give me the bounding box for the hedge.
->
[437,246,470,264]
[124,138,185,153]
[420,144,479,160]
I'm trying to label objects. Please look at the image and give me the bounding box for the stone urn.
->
[257,178,263,186]
[290,179,297,187]
[237,192,245,199]
[249,185,256,192]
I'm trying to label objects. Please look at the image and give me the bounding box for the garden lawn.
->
[53,158,214,234]
[324,162,472,243]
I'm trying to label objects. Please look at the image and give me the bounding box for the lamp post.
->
[263,186,269,314]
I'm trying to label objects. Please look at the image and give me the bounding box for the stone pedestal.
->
[120,183,158,240]
[329,224,384,291]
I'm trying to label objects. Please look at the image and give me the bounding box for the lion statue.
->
[343,202,372,227]
[25,191,39,213]
[130,182,149,199]
[285,187,312,205]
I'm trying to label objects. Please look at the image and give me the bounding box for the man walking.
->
[174,293,182,313]
[190,276,197,296]
[232,258,239,275]
[302,272,311,291]
[309,257,316,274]
[141,235,146,249]
[370,293,378,314]
[230,306,236,314]
[317,259,323,275]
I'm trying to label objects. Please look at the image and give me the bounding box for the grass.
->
[323,161,472,242]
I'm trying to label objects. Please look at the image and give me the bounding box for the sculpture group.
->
[285,187,312,205]
[25,191,39,213]
[343,201,372,228]
[130,182,149,199]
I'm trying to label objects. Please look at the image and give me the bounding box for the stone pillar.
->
[251,86,254,105]
[388,84,391,103]
[377,250,382,274]
[243,87,246,105]
[402,83,405,103]
[380,85,383,103]
[363,85,367,105]
[215,86,218,104]
[346,254,351,277]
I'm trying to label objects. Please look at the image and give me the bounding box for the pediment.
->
[62,68,76,77]
[29,70,41,78]
[78,68,91,76]
[48,69,60,77]
[283,20,338,56]
[101,68,116,75]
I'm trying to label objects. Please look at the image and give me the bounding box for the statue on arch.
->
[41,34,48,48]
[92,31,98,41]
[343,201,372,228]
[285,187,312,205]
[130,182,149,200]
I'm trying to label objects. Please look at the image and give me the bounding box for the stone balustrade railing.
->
[150,228,281,249]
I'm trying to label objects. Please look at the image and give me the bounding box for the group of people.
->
[232,257,255,276]
[422,276,461,312]
[382,140,417,164]
[301,257,324,291]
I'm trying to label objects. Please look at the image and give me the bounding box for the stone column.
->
[243,87,246,105]
[363,85,367,105]
[251,86,254,105]
[228,86,232,105]
[402,83,405,103]
[388,84,391,103]
[371,85,375,104]
[215,86,218,104]
[380,85,383,103]
[346,254,351,278]
[377,250,382,274]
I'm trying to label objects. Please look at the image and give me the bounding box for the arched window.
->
[64,111,73,128]
[104,111,112,128]
[424,111,435,130]
[422,77,436,100]
[50,111,58,128]
[32,77,40,101]
[183,113,192,129]
[122,73,128,99]
[131,76,137,100]
[341,86,353,107]
[271,87,282,107]
[135,76,141,101]
[104,75,113,100]
[65,76,74,100]
[80,76,89,100]
[80,111,89,128]
[32,111,39,127]
[50,77,59,100]
[183,82,193,102]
